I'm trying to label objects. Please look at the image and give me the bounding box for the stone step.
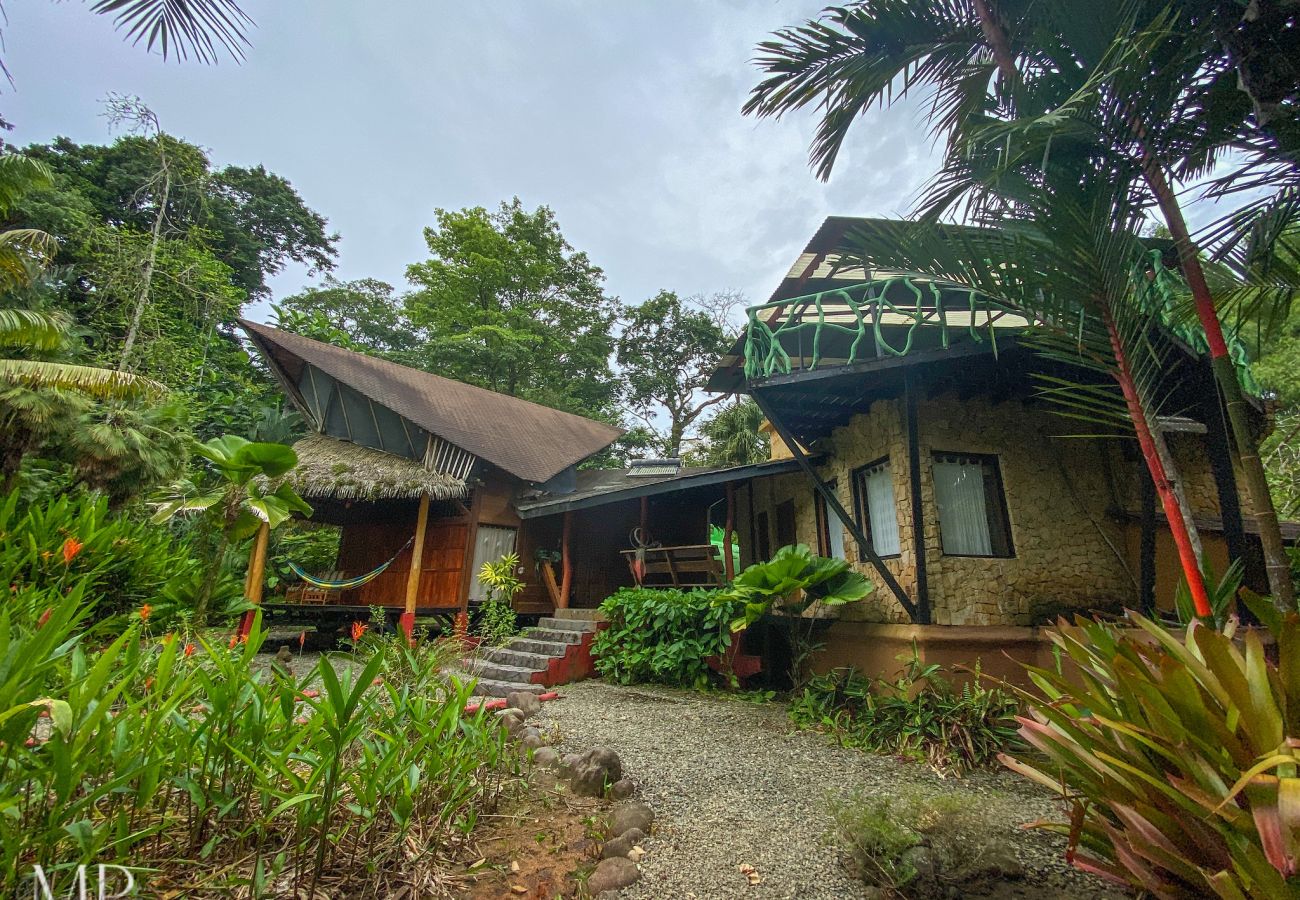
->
[462,658,544,683]
[446,670,545,698]
[480,646,552,671]
[536,616,598,633]
[526,627,586,645]
[508,637,570,657]
[551,608,607,623]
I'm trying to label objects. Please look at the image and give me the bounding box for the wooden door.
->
[417,521,469,609]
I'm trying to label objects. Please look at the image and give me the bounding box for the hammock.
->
[287,536,414,591]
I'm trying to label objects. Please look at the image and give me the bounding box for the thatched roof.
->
[283,434,468,501]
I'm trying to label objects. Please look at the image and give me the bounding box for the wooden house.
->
[239,320,621,634]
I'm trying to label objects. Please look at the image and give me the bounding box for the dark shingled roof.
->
[239,320,622,484]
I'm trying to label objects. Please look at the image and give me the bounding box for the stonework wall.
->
[742,390,1191,626]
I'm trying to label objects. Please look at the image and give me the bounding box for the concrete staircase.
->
[457,609,606,697]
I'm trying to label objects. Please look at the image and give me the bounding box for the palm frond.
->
[88,0,253,64]
[0,308,69,351]
[0,360,166,400]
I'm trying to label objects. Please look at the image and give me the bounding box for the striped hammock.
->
[287,536,414,591]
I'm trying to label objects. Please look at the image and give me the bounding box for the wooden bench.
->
[620,544,725,589]
[285,571,343,605]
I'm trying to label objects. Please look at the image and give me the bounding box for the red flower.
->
[61,537,84,565]
[298,631,306,649]
[184,643,196,657]
[138,604,152,622]
[37,608,51,628]
[228,634,238,649]
[350,621,368,642]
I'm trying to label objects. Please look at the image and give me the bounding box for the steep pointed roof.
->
[239,320,622,484]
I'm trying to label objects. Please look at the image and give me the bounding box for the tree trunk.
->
[1104,310,1213,617]
[1142,161,1295,610]
[119,155,171,371]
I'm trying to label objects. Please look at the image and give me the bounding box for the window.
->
[852,458,901,557]
[467,525,518,601]
[815,480,847,559]
[931,452,1013,557]
[775,500,797,549]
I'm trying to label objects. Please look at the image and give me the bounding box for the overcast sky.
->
[4,1,941,322]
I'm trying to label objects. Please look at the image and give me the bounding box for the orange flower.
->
[61,537,84,565]
[184,643,196,657]
[37,608,51,628]
[138,604,152,622]
[228,634,238,649]
[350,621,368,642]
[298,631,306,649]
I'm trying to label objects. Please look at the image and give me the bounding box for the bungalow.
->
[703,216,1293,683]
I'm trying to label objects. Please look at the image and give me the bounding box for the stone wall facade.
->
[743,390,1235,627]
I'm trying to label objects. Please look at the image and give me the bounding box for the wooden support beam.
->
[401,492,431,641]
[752,390,919,622]
[238,521,271,640]
[724,482,736,581]
[559,511,573,609]
[904,371,932,624]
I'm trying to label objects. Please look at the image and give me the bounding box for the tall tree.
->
[617,290,733,457]
[744,0,1298,608]
[274,277,411,354]
[403,199,620,418]
[687,398,768,468]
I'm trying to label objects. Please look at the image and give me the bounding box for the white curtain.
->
[932,457,992,555]
[863,463,901,556]
[824,500,847,559]
[468,525,518,601]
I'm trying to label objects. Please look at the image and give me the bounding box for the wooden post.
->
[904,371,931,624]
[401,492,431,641]
[724,482,736,581]
[559,510,573,609]
[238,521,271,640]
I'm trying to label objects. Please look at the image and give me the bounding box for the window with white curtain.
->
[467,525,518,601]
[853,459,901,557]
[931,453,1013,557]
[815,480,848,559]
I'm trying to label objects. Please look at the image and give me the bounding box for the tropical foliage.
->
[593,587,745,688]
[789,658,1020,776]
[475,553,524,646]
[1002,607,1300,898]
[0,588,510,896]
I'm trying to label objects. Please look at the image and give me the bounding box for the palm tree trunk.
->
[970,0,1293,611]
[1104,309,1213,617]
[1141,161,1294,610]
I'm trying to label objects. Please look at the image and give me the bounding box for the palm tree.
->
[744,0,1298,608]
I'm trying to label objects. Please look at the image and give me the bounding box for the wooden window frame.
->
[850,456,901,560]
[813,478,839,557]
[930,450,1015,559]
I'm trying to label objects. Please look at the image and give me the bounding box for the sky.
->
[3,1,941,324]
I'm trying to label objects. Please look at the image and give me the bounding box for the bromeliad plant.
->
[1002,604,1300,898]
[718,544,871,685]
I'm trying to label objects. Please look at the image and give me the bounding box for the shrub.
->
[593,587,745,688]
[1002,607,1300,898]
[0,584,510,896]
[832,790,1018,896]
[475,553,523,646]
[718,543,871,685]
[0,488,221,626]
[789,655,1020,775]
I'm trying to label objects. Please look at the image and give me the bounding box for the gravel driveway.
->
[538,680,1127,900]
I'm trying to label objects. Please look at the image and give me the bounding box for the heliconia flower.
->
[61,537,84,565]
[228,634,238,649]
[238,631,249,644]
[184,643,196,657]
[37,608,51,628]
[350,621,368,642]
[298,631,306,649]
[138,603,152,622]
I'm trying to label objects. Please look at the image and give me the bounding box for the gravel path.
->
[538,680,1127,900]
